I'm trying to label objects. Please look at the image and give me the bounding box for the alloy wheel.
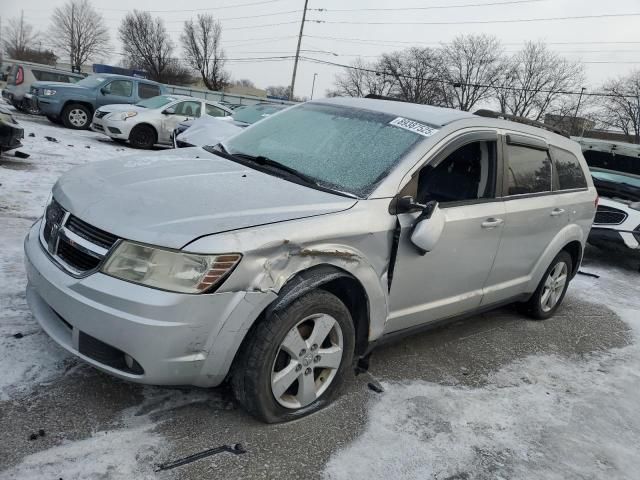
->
[540,261,568,312]
[271,313,344,409]
[69,109,88,127]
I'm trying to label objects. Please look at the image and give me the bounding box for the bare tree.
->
[439,34,503,111]
[233,78,256,88]
[494,42,584,120]
[119,11,175,82]
[266,85,290,98]
[50,0,110,71]
[181,14,229,91]
[598,71,640,143]
[3,13,39,60]
[329,57,396,98]
[379,47,445,105]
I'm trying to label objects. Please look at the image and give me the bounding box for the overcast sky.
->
[5,0,640,98]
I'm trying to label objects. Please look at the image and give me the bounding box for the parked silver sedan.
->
[90,95,233,148]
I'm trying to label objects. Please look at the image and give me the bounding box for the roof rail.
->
[364,94,407,103]
[473,109,570,138]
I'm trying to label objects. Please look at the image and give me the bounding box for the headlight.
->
[117,111,138,120]
[43,89,57,96]
[101,241,241,294]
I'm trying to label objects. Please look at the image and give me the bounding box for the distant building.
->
[544,114,596,137]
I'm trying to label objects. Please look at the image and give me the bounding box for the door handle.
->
[550,208,565,217]
[481,218,504,229]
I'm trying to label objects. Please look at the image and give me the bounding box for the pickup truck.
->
[31,73,166,129]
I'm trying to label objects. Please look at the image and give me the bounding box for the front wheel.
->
[519,251,572,320]
[129,124,157,149]
[62,104,91,129]
[232,290,355,423]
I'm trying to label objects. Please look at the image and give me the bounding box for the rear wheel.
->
[62,104,91,129]
[129,124,157,149]
[519,251,572,320]
[232,290,355,423]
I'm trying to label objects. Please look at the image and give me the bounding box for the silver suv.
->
[24,98,596,422]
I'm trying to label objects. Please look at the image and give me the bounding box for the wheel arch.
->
[264,265,371,356]
[562,240,583,278]
[62,100,94,116]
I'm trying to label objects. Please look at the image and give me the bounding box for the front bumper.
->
[35,97,61,116]
[24,221,275,387]
[0,121,24,151]
[90,116,132,140]
[588,227,640,252]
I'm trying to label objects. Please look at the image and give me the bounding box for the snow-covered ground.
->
[1,109,639,479]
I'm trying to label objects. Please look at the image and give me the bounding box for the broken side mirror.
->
[163,106,176,115]
[410,199,445,255]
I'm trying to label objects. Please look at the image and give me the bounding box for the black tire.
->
[518,250,573,320]
[46,115,62,125]
[129,124,157,149]
[62,103,91,129]
[232,290,355,423]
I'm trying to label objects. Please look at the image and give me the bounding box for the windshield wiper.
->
[205,144,358,198]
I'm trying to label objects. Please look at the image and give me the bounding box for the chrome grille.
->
[40,199,118,275]
[594,206,628,225]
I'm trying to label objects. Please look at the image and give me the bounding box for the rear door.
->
[482,133,566,305]
[159,100,201,143]
[386,131,506,333]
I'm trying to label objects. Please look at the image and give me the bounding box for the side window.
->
[506,145,552,195]
[34,71,69,82]
[104,80,133,97]
[551,146,588,190]
[138,83,160,99]
[205,104,227,117]
[173,101,201,117]
[417,140,497,204]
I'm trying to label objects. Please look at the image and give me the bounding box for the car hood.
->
[177,116,244,147]
[96,103,142,113]
[52,148,357,249]
[31,81,88,91]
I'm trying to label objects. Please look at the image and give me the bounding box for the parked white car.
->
[589,167,640,253]
[90,95,233,148]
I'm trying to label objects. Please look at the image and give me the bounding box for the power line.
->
[305,34,640,48]
[311,0,546,12]
[309,12,640,26]
[300,56,639,98]
[96,0,290,13]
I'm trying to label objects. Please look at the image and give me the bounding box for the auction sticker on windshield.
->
[389,117,438,137]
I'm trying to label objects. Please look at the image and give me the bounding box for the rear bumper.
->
[24,221,275,387]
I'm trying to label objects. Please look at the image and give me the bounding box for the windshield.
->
[591,169,640,189]
[136,95,176,109]
[223,103,426,196]
[232,104,286,125]
[75,75,108,88]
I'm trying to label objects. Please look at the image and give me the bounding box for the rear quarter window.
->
[551,146,588,190]
[506,145,552,195]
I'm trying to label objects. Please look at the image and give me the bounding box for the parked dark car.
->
[0,105,25,154]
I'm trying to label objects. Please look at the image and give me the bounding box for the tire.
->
[519,250,573,320]
[232,290,355,423]
[129,124,157,149]
[46,115,62,125]
[62,103,91,129]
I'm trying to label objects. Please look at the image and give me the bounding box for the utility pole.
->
[310,72,317,99]
[571,87,586,136]
[289,0,309,101]
[70,3,75,71]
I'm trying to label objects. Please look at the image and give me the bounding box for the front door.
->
[96,79,134,107]
[159,100,201,143]
[386,133,505,333]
